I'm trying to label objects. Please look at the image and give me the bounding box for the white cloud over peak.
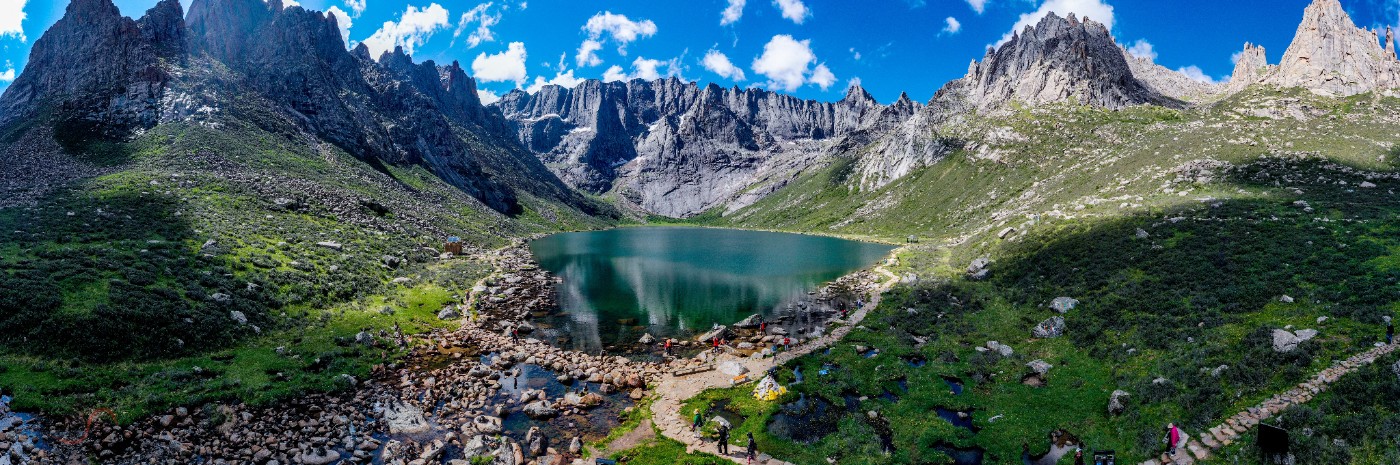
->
[471,41,528,86]
[1127,39,1156,61]
[0,68,15,83]
[967,0,988,14]
[721,0,746,25]
[325,6,353,45]
[603,56,684,82]
[576,39,604,67]
[1176,65,1218,84]
[477,89,501,104]
[1,0,26,42]
[942,17,962,35]
[702,49,746,81]
[345,0,367,16]
[846,77,862,90]
[772,0,809,24]
[751,35,834,92]
[284,0,301,8]
[362,3,451,58]
[526,69,587,93]
[997,0,1114,46]
[583,11,658,54]
[454,3,503,48]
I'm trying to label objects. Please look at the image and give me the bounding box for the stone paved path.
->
[1139,341,1399,465]
[648,263,901,465]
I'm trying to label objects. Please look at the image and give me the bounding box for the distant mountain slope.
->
[0,0,604,218]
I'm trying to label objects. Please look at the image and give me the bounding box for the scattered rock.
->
[229,310,247,325]
[1108,390,1130,416]
[1026,359,1054,375]
[967,258,991,280]
[1049,297,1079,313]
[1032,316,1066,338]
[437,306,461,321]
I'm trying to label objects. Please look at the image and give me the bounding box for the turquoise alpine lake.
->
[528,227,895,352]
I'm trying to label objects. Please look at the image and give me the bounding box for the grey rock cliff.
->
[934,12,1180,112]
[1226,42,1272,94]
[1263,0,1400,96]
[493,78,887,217]
[0,0,184,132]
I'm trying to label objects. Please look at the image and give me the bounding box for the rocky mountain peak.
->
[1263,0,1400,96]
[934,11,1177,111]
[1226,42,1271,94]
[1121,47,1224,102]
[841,85,876,107]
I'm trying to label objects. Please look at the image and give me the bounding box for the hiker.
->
[511,326,519,341]
[759,321,766,334]
[1074,447,1085,465]
[692,409,703,432]
[746,432,757,464]
[1164,422,1181,456]
[1388,321,1394,344]
[664,338,674,356]
[717,425,730,455]
[713,337,721,354]
[783,337,791,351]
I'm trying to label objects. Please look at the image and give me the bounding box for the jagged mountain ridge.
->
[933,12,1182,112]
[492,78,907,216]
[0,0,599,217]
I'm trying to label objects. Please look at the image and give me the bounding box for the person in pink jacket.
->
[1164,422,1182,456]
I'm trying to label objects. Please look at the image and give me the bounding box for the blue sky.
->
[3,0,1400,104]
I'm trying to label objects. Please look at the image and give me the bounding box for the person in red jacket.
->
[1165,422,1182,456]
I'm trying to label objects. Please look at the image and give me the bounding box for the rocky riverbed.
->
[6,239,888,465]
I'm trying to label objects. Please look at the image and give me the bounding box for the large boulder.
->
[1108,390,1130,416]
[1032,316,1066,338]
[967,258,991,280]
[698,326,728,342]
[384,402,430,434]
[718,361,749,377]
[299,448,341,465]
[1049,297,1079,313]
[1272,328,1318,352]
[986,341,1014,357]
[1026,359,1054,375]
[522,401,558,419]
[438,306,462,320]
[734,314,763,328]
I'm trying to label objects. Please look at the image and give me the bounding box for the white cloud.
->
[345,0,367,16]
[721,0,746,25]
[362,3,451,58]
[1127,39,1156,61]
[518,2,527,9]
[526,69,587,93]
[750,35,834,92]
[967,0,988,14]
[850,48,861,60]
[602,56,683,82]
[1176,65,1219,84]
[997,0,1115,45]
[846,77,862,90]
[477,89,501,104]
[602,65,628,82]
[326,6,353,45]
[0,68,14,82]
[583,11,658,55]
[772,0,809,24]
[702,49,746,81]
[284,0,301,8]
[942,17,962,35]
[454,3,502,48]
[809,63,835,90]
[471,41,528,86]
[576,39,603,67]
[1230,50,1243,64]
[1,0,25,42]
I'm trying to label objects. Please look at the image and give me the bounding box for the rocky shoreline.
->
[6,238,888,465]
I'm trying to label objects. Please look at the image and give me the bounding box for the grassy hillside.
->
[0,92,612,419]
[681,87,1400,464]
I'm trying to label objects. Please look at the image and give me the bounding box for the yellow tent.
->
[751,375,787,401]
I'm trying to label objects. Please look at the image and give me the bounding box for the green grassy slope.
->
[0,91,611,419]
[680,87,1400,464]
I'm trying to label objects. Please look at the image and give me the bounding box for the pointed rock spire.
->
[1265,0,1400,96]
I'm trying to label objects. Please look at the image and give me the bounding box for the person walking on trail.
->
[511,326,519,341]
[664,338,673,356]
[1387,320,1394,344]
[745,432,757,464]
[692,409,703,432]
[783,337,791,351]
[1164,422,1182,456]
[717,425,730,455]
[1074,447,1085,465]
